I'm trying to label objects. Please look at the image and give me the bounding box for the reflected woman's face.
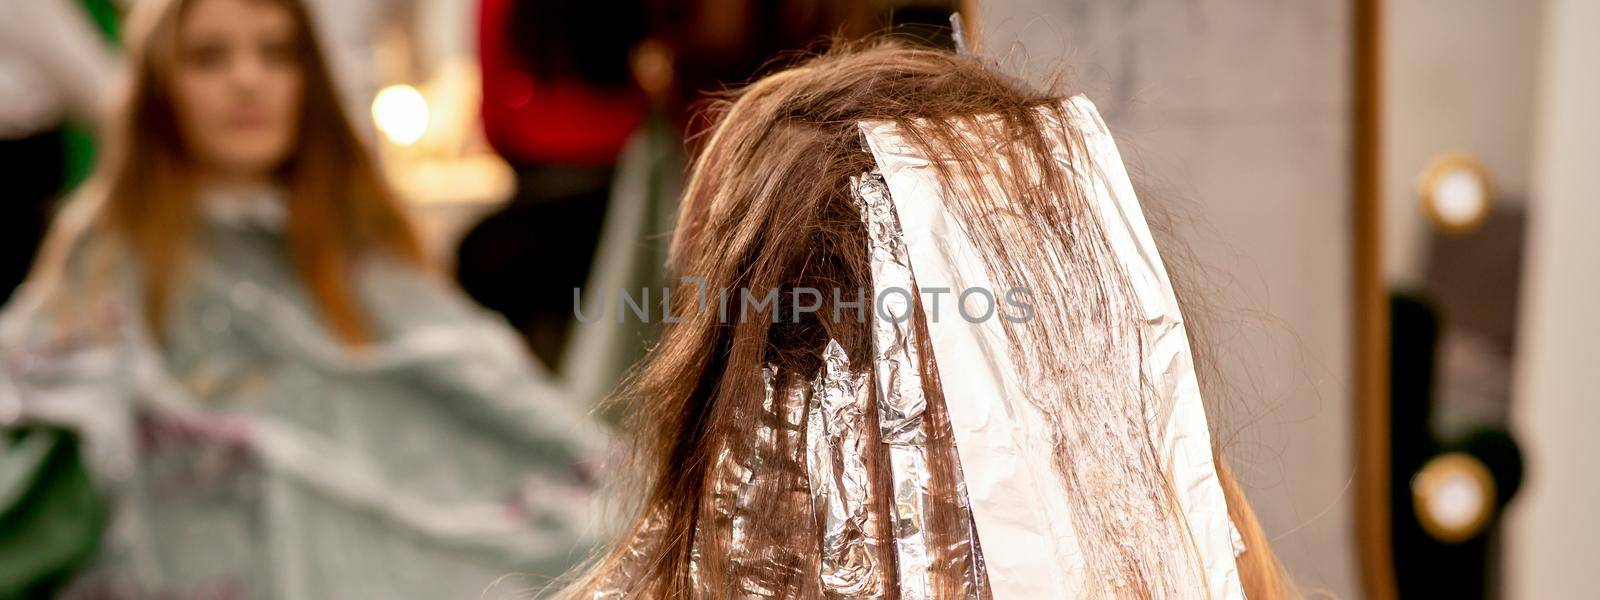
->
[172,0,303,179]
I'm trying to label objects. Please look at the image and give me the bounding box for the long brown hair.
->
[573,41,1290,598]
[37,0,422,346]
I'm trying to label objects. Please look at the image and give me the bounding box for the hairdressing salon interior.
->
[1,0,1596,598]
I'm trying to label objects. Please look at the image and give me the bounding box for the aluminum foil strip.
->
[805,339,889,598]
[688,367,766,594]
[851,172,934,599]
[689,365,811,597]
[858,96,1246,598]
[854,173,929,450]
[855,171,1006,600]
[592,509,669,599]
[730,367,783,570]
[857,171,991,599]
[1054,96,1243,597]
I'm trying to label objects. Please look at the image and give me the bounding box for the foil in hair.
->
[850,171,935,599]
[857,95,1246,598]
[804,339,889,597]
[593,92,1238,599]
[592,507,669,599]
[853,172,990,599]
[690,366,813,597]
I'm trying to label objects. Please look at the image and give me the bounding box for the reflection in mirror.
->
[1411,451,1496,544]
[1419,154,1491,236]
[1378,1,1551,598]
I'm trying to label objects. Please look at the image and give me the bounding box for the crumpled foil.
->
[690,365,813,597]
[853,172,990,599]
[851,171,936,599]
[805,339,889,598]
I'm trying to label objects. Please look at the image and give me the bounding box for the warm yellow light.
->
[1418,153,1492,235]
[372,84,429,146]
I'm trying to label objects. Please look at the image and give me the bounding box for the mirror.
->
[1363,0,1571,597]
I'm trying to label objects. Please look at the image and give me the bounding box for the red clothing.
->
[478,0,647,166]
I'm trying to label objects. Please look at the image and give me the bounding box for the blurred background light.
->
[1420,153,1492,235]
[1412,452,1496,543]
[372,84,429,146]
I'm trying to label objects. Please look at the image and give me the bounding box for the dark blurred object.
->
[1389,294,1443,537]
[1406,206,1528,598]
[1457,428,1523,510]
[457,165,613,369]
[1389,292,1523,599]
[0,129,65,305]
[641,0,968,156]
[1422,207,1524,437]
[652,0,884,82]
[467,0,654,366]
[1389,294,1465,598]
[888,1,962,49]
[0,427,106,599]
[0,0,120,304]
[507,0,645,87]
[1425,207,1525,353]
[644,0,889,128]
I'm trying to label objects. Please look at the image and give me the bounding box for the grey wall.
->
[973,1,1357,596]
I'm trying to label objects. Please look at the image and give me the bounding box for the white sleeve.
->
[0,0,118,132]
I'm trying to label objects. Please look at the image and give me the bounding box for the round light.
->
[1426,469,1484,529]
[372,84,429,146]
[1412,452,1496,543]
[1432,169,1487,227]
[1418,153,1492,235]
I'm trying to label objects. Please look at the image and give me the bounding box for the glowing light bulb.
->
[372,84,429,146]
[1432,168,1487,228]
[1418,153,1492,235]
[1412,452,1496,543]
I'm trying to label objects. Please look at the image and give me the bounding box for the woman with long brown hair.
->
[567,41,1292,598]
[0,0,607,596]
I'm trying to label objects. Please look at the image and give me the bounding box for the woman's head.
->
[583,41,1082,596]
[65,0,422,345]
[579,40,1288,598]
[122,0,341,183]
[166,0,305,178]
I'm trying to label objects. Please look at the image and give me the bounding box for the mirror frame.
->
[1353,0,1397,597]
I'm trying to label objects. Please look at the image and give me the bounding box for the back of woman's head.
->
[660,40,1062,422]
[579,39,1289,598]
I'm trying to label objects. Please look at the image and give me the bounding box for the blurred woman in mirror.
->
[0,0,608,596]
[565,41,1292,599]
